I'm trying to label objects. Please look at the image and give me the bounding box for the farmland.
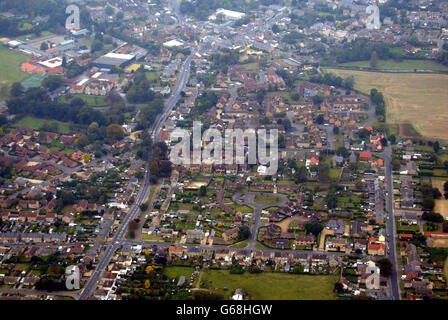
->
[338,59,448,72]
[324,68,448,141]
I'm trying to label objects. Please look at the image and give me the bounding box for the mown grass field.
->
[0,45,28,99]
[254,194,281,204]
[201,270,339,300]
[163,266,195,280]
[60,95,107,107]
[324,68,448,141]
[12,116,72,134]
[338,59,448,72]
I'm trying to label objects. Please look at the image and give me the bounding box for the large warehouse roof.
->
[93,52,135,68]
[104,52,135,60]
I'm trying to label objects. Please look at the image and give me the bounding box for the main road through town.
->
[78,54,193,300]
[375,146,401,300]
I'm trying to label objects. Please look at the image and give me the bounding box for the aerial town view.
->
[0,0,447,305]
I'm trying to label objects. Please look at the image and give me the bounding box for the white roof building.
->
[38,57,63,69]
[212,8,245,20]
[163,39,184,47]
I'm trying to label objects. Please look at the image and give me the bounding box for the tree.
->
[128,219,139,239]
[149,159,160,177]
[422,198,435,211]
[315,114,324,125]
[238,226,251,241]
[91,40,104,53]
[392,159,401,171]
[106,124,124,140]
[433,141,440,153]
[40,42,49,51]
[305,222,323,237]
[443,221,448,233]
[389,134,396,145]
[312,95,323,106]
[336,147,349,158]
[334,282,344,293]
[88,122,99,135]
[370,51,379,69]
[83,153,90,163]
[343,75,355,90]
[0,114,7,127]
[318,162,330,182]
[199,185,207,197]
[10,82,24,97]
[105,5,114,16]
[294,166,308,183]
[42,75,62,91]
[377,258,393,277]
[291,93,300,101]
[422,211,443,223]
[272,24,280,34]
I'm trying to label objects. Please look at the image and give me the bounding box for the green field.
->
[12,116,72,134]
[60,95,107,107]
[242,62,260,70]
[329,168,342,180]
[254,194,281,204]
[0,45,29,99]
[163,266,195,280]
[201,270,339,300]
[233,204,254,214]
[338,59,448,72]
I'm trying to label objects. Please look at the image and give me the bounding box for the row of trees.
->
[329,38,400,64]
[310,72,355,90]
[149,142,172,183]
[7,87,109,126]
[370,88,386,122]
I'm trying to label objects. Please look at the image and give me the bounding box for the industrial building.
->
[92,52,136,70]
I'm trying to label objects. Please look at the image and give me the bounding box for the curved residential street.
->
[232,192,289,251]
